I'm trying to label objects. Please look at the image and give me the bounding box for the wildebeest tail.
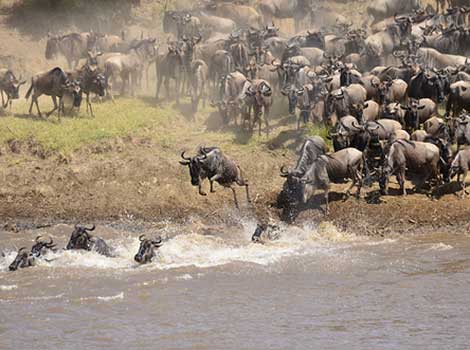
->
[25,80,34,100]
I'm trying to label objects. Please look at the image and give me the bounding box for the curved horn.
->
[351,121,362,130]
[35,235,42,243]
[85,224,95,231]
[280,165,290,177]
[18,247,27,252]
[152,236,163,245]
[139,234,146,242]
[181,151,191,161]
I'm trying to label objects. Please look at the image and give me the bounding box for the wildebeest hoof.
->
[199,191,207,196]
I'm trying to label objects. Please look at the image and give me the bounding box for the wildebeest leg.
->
[210,180,215,193]
[34,98,42,118]
[156,74,163,101]
[235,167,251,204]
[165,77,171,101]
[461,170,468,198]
[175,76,180,105]
[87,94,95,118]
[324,188,330,215]
[198,182,207,196]
[398,169,406,195]
[1,90,5,108]
[230,186,240,209]
[47,96,59,118]
[264,105,270,136]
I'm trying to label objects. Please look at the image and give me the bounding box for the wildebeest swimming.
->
[66,224,114,257]
[8,236,56,271]
[134,235,163,264]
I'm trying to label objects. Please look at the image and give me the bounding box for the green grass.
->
[0,95,328,159]
[0,97,174,155]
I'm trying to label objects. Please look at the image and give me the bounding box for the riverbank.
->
[1,98,469,236]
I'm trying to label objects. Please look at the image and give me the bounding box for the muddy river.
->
[1,220,469,349]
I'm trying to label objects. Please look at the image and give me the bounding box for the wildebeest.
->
[156,41,184,103]
[30,235,57,258]
[364,16,413,67]
[402,98,437,131]
[8,247,34,271]
[251,223,280,244]
[449,148,470,197]
[45,32,93,69]
[299,147,364,214]
[350,101,380,122]
[190,59,209,114]
[279,136,329,207]
[105,38,157,96]
[407,69,449,103]
[65,224,114,257]
[179,147,251,208]
[245,79,273,135]
[207,3,263,29]
[375,78,408,106]
[258,0,312,32]
[422,25,470,56]
[8,236,56,271]
[325,84,367,123]
[367,0,421,24]
[67,63,107,117]
[134,235,163,264]
[446,81,470,118]
[0,68,26,109]
[381,140,440,195]
[453,114,470,150]
[417,47,468,69]
[25,67,82,120]
[194,10,236,35]
[213,71,251,125]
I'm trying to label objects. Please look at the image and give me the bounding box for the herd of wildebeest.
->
[4,0,470,270]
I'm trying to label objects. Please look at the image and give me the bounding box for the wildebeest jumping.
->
[179,147,251,208]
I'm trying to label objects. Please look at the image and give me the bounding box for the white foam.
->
[427,243,453,251]
[175,274,193,280]
[97,292,124,302]
[0,284,17,291]
[0,221,379,273]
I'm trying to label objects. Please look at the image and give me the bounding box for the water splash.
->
[0,220,382,273]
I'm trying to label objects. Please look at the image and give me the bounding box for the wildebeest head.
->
[8,247,32,271]
[179,151,204,186]
[45,33,62,60]
[1,71,26,100]
[134,235,163,264]
[86,50,103,68]
[262,24,279,40]
[423,70,447,103]
[455,114,470,145]
[280,165,305,205]
[281,44,302,63]
[63,79,82,107]
[31,235,56,258]
[402,99,426,131]
[66,224,96,251]
[281,86,300,115]
[393,15,413,38]
[92,74,107,97]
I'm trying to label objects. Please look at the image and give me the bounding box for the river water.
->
[1,220,469,349]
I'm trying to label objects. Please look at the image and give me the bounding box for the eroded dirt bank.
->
[1,132,469,237]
